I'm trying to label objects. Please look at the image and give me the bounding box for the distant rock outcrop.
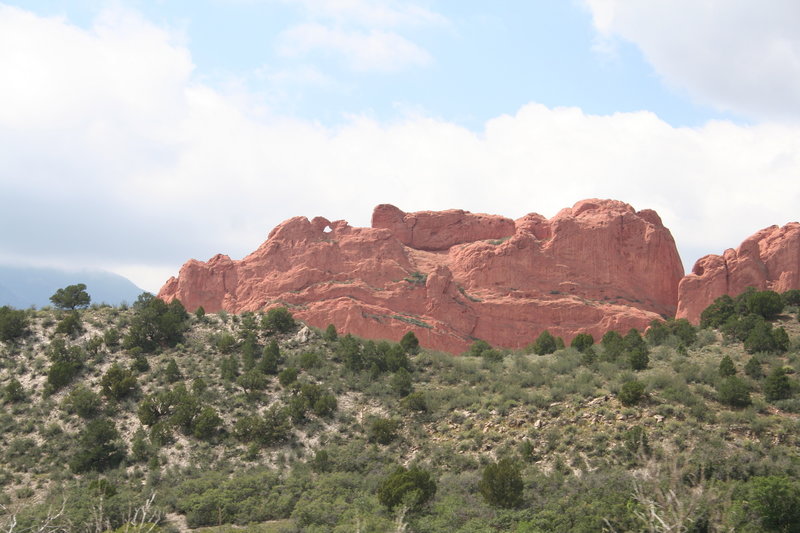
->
[677,222,800,324]
[159,199,685,353]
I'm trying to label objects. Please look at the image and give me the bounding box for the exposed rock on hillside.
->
[159,200,684,353]
[677,222,800,324]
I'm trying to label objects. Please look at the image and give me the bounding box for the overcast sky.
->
[1,0,799,293]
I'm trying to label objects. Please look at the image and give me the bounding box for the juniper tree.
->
[50,283,90,310]
[479,458,523,509]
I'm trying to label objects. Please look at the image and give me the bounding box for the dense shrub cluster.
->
[645,318,697,347]
[531,330,561,355]
[101,363,138,400]
[0,306,27,341]
[702,288,791,328]
[173,470,284,527]
[700,289,791,355]
[234,405,292,446]
[261,306,296,334]
[479,458,523,509]
[378,466,437,511]
[570,332,595,353]
[137,383,221,441]
[618,379,645,406]
[336,333,412,374]
[124,293,189,352]
[467,339,503,361]
[45,338,85,393]
[717,376,752,408]
[69,417,126,473]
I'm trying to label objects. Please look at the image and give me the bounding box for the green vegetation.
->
[764,367,792,402]
[719,354,737,376]
[378,466,437,511]
[467,339,503,362]
[480,458,523,509]
[0,305,28,341]
[100,363,138,400]
[739,287,785,320]
[618,379,645,406]
[69,417,126,473]
[323,323,338,342]
[745,355,764,378]
[742,475,800,531]
[783,289,800,306]
[63,385,101,418]
[49,283,91,310]
[124,293,189,352]
[570,332,594,352]
[368,417,400,444]
[531,329,558,355]
[55,311,83,337]
[646,317,698,347]
[404,270,427,285]
[601,330,625,360]
[625,328,650,370]
[400,330,420,354]
[717,375,752,407]
[262,306,296,334]
[3,378,25,403]
[1,287,800,531]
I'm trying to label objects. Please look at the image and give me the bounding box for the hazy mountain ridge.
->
[0,265,143,309]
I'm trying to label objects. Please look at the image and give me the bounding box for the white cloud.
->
[274,0,444,72]
[277,22,431,71]
[283,0,447,27]
[2,5,800,293]
[583,0,800,122]
[260,64,336,87]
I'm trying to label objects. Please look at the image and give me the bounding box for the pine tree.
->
[323,323,338,342]
[744,356,763,379]
[532,330,557,355]
[601,330,625,361]
[764,367,792,402]
[400,331,420,354]
[719,355,736,377]
[164,358,182,383]
[479,458,523,508]
[571,333,594,352]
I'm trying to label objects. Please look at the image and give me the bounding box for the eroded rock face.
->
[677,223,800,324]
[372,204,516,251]
[159,200,685,353]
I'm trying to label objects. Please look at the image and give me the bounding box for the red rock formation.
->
[677,222,800,324]
[159,200,684,353]
[372,204,516,251]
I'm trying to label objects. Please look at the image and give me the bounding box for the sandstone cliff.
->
[159,199,685,353]
[676,222,800,324]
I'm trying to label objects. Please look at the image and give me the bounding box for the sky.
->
[1,0,799,293]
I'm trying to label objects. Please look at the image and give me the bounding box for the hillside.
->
[1,292,800,532]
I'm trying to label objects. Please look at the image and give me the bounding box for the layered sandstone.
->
[677,222,800,324]
[159,199,685,353]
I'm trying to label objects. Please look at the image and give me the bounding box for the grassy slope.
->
[1,305,800,532]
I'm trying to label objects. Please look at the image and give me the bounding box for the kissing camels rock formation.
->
[159,199,685,353]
